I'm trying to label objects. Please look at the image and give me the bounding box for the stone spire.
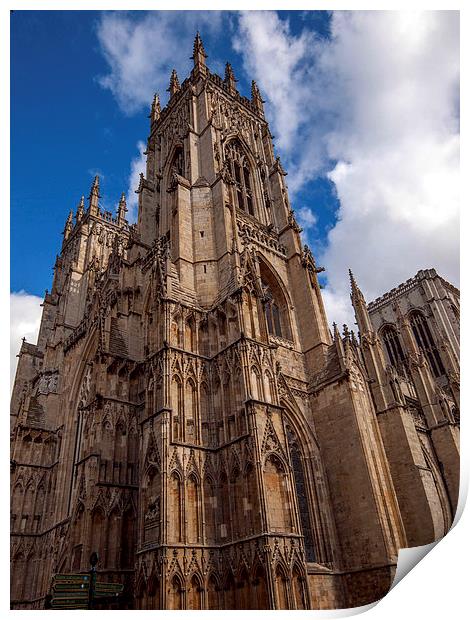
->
[62,209,74,242]
[75,195,85,223]
[117,192,128,226]
[167,69,181,97]
[349,269,373,334]
[89,175,100,217]
[332,322,346,370]
[149,93,161,126]
[191,31,207,72]
[224,62,237,93]
[251,80,265,116]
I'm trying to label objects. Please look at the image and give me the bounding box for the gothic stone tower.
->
[11,34,412,609]
[356,269,460,548]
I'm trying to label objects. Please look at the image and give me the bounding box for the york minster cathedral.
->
[10,34,460,609]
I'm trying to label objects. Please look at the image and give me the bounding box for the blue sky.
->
[10,10,460,379]
[11,10,338,298]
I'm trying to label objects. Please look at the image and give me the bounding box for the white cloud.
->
[233,12,326,194]
[127,140,147,223]
[96,11,224,114]
[10,291,43,388]
[233,11,460,329]
[297,206,317,230]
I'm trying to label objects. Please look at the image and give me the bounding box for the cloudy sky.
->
[10,10,460,385]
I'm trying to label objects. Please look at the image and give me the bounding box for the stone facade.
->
[10,35,459,610]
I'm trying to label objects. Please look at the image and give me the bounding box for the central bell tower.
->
[134,33,331,369]
[128,34,403,609]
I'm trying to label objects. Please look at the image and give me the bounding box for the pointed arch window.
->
[264,291,282,338]
[171,146,184,177]
[226,140,255,216]
[409,310,445,377]
[259,261,292,342]
[381,325,406,372]
[286,426,316,562]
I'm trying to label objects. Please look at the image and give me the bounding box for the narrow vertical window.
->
[382,325,405,373]
[410,311,445,377]
[226,140,256,217]
[287,427,316,562]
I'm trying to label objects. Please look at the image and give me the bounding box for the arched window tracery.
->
[259,260,292,341]
[286,426,316,562]
[409,310,445,377]
[171,146,184,178]
[226,140,255,216]
[381,325,406,373]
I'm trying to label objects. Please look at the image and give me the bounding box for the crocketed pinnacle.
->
[63,209,74,240]
[167,69,181,97]
[251,80,265,115]
[75,195,85,222]
[349,269,373,334]
[349,269,362,300]
[192,31,207,65]
[150,93,161,124]
[333,322,341,342]
[89,175,100,216]
[90,175,100,197]
[224,62,237,91]
[117,192,127,225]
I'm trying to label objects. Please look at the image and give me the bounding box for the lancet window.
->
[286,426,316,562]
[381,325,406,372]
[171,146,184,177]
[226,140,255,216]
[409,310,445,377]
[259,261,292,341]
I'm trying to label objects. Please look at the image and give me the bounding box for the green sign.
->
[94,582,124,598]
[51,593,89,610]
[53,574,90,583]
[50,572,124,609]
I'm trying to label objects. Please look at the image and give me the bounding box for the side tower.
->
[10,178,134,607]
[354,269,460,547]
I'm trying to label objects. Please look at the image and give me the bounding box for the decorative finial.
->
[117,192,128,226]
[191,31,207,68]
[343,324,350,340]
[63,209,74,241]
[90,175,100,194]
[349,268,366,305]
[76,195,85,222]
[89,175,100,217]
[251,80,265,116]
[224,62,237,93]
[150,93,161,125]
[349,268,373,334]
[167,69,181,97]
[333,322,341,341]
[349,269,358,292]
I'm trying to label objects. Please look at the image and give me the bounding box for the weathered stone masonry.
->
[10,34,459,609]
